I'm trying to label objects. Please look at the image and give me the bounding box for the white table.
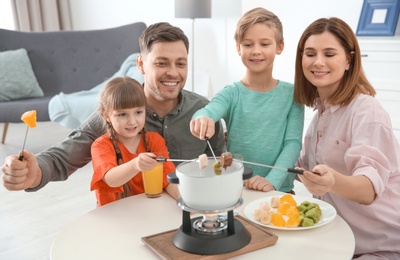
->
[50,189,355,259]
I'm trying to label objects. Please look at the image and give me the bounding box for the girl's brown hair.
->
[294,17,375,107]
[98,76,150,198]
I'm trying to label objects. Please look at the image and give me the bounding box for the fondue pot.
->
[168,158,253,211]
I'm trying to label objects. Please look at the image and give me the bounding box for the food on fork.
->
[198,154,208,169]
[212,161,222,175]
[21,110,37,128]
[210,152,233,175]
[220,152,233,169]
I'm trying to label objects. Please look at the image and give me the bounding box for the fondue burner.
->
[172,198,251,255]
[193,213,227,233]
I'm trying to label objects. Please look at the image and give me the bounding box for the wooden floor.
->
[0,122,96,260]
[0,121,311,260]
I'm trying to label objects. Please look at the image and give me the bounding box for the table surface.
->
[50,189,355,259]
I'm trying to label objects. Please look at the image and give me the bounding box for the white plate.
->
[244,195,337,230]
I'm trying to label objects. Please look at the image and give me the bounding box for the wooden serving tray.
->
[142,215,278,259]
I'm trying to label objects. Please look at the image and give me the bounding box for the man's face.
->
[137,41,188,102]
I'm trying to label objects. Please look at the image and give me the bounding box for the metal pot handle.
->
[167,172,179,184]
[243,166,253,180]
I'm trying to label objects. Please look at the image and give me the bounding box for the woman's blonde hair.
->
[294,17,375,107]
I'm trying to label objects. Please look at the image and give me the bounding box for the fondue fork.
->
[156,158,196,163]
[234,159,321,176]
[205,138,218,163]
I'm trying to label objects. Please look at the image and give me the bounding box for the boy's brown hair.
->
[234,7,284,45]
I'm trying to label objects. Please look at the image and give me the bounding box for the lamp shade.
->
[175,0,211,19]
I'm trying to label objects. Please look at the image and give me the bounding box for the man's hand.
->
[2,151,41,191]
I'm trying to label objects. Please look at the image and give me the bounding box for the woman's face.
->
[302,31,350,100]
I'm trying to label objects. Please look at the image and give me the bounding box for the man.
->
[2,22,225,192]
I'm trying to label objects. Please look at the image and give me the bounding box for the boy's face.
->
[137,41,188,102]
[236,23,283,74]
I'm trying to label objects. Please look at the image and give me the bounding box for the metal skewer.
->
[234,159,321,176]
[18,125,29,161]
[205,138,218,163]
[156,158,196,163]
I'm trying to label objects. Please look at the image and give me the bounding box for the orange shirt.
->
[90,132,175,206]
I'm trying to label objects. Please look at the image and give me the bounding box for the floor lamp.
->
[175,0,211,92]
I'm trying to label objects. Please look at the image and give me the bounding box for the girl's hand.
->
[134,153,158,172]
[190,117,215,140]
[298,164,335,196]
[244,175,275,192]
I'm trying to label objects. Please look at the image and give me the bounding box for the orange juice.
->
[142,162,163,198]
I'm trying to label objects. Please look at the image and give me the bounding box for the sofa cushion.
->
[0,48,44,101]
[48,53,144,129]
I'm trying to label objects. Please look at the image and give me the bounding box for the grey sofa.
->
[0,22,146,143]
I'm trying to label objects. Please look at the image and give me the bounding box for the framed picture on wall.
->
[356,0,400,36]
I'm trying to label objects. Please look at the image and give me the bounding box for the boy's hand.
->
[244,175,275,192]
[190,117,215,140]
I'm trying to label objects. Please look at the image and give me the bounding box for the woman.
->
[294,17,400,260]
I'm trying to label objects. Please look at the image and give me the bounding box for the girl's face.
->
[302,31,350,99]
[237,23,283,74]
[107,107,146,141]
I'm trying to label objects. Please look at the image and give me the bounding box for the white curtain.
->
[11,0,72,32]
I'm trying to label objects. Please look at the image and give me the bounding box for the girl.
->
[90,76,178,206]
[295,17,400,259]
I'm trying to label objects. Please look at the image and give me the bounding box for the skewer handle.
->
[155,157,194,162]
[287,168,321,176]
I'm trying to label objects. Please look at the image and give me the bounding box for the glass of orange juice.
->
[142,153,163,198]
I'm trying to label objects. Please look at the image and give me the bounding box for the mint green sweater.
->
[193,81,304,192]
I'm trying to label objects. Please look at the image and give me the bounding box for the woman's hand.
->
[244,175,275,192]
[298,164,335,196]
[190,117,215,140]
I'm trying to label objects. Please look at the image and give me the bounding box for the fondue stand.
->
[173,198,250,254]
[167,162,254,255]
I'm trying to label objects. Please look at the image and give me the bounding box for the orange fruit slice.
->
[286,214,300,227]
[285,205,300,218]
[21,110,37,128]
[280,194,297,207]
[271,213,286,227]
[277,202,292,214]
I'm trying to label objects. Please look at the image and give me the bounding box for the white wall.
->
[68,0,242,95]
[0,0,15,30]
